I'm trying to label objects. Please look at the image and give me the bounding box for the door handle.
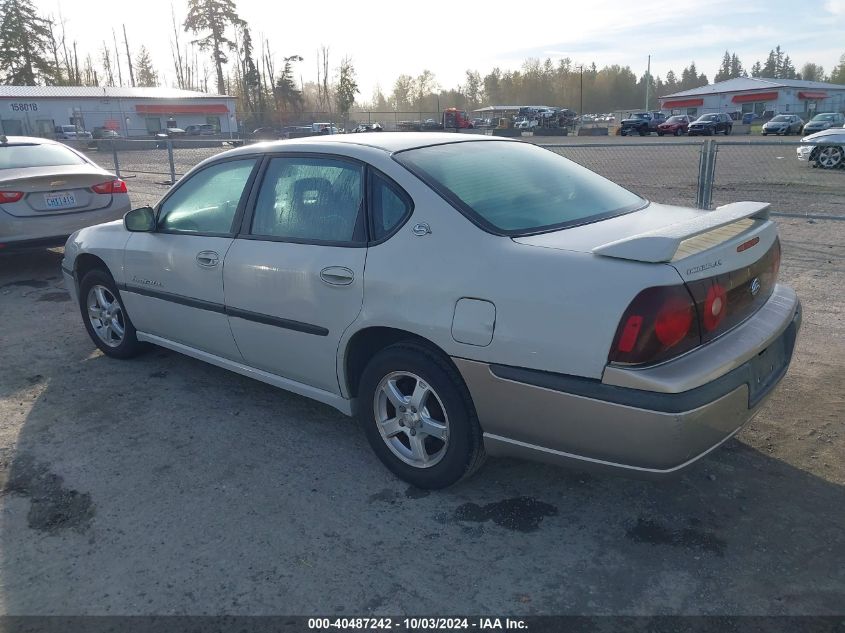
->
[320,266,355,286]
[196,250,220,268]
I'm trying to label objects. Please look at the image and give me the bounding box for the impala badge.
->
[750,277,761,296]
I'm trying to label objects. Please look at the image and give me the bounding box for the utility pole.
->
[123,25,135,87]
[575,65,584,116]
[645,54,651,111]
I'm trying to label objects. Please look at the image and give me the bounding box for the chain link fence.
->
[78,137,844,217]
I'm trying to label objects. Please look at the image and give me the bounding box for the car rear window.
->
[0,143,87,170]
[394,141,645,235]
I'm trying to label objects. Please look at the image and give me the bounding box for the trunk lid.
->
[0,165,114,217]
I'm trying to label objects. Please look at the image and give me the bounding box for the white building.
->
[659,77,845,119]
[0,86,238,137]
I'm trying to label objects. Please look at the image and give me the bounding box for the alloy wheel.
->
[817,146,844,169]
[373,371,449,468]
[86,284,126,347]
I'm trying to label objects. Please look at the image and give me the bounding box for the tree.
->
[751,61,762,77]
[335,57,358,127]
[135,45,158,86]
[413,69,438,107]
[464,70,482,108]
[0,0,58,84]
[391,74,414,110]
[273,54,303,121]
[729,53,745,79]
[183,0,245,94]
[830,53,845,84]
[238,25,259,116]
[715,51,731,82]
[100,42,115,85]
[800,63,825,82]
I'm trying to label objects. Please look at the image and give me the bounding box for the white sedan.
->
[62,134,801,488]
[796,128,845,169]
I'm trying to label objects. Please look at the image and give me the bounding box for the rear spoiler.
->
[592,201,771,263]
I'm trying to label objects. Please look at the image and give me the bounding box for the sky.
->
[36,0,845,100]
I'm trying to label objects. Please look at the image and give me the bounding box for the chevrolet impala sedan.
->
[62,134,801,488]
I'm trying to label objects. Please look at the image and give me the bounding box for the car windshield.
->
[395,141,645,235]
[0,143,87,170]
[812,114,835,122]
[771,115,790,122]
[697,115,719,122]
[667,116,686,123]
[631,113,649,119]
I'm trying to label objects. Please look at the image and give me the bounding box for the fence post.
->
[167,139,176,185]
[111,142,121,179]
[696,139,718,209]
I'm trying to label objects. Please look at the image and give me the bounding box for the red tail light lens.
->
[92,179,128,194]
[609,285,701,365]
[0,191,24,203]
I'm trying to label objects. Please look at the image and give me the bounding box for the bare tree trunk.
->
[123,25,135,87]
[112,29,123,86]
[170,3,185,88]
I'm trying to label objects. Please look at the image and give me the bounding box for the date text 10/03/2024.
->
[307,618,528,630]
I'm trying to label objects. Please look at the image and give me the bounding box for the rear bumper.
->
[0,199,129,246]
[455,285,801,477]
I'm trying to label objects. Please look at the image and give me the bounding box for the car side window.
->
[370,173,412,241]
[158,159,256,234]
[251,156,364,243]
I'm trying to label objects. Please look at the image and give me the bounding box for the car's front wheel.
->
[358,342,485,489]
[815,145,844,169]
[79,268,146,359]
[724,126,732,135]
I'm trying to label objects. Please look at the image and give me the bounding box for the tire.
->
[638,128,646,136]
[724,125,731,136]
[657,131,664,136]
[675,128,682,136]
[78,268,146,359]
[815,145,844,170]
[357,342,485,489]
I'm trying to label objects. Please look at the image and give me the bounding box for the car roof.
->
[0,135,61,146]
[223,132,507,157]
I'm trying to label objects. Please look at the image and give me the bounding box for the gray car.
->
[801,112,845,135]
[61,134,801,488]
[0,135,130,248]
[761,114,804,136]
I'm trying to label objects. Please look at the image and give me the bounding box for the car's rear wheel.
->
[358,342,485,489]
[79,268,146,359]
[815,145,844,169]
[724,125,731,135]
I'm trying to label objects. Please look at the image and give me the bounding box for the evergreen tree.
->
[335,57,358,127]
[135,45,158,87]
[0,0,59,84]
[273,55,303,119]
[239,26,259,116]
[751,61,762,77]
[183,0,245,94]
[829,53,845,84]
[729,54,745,78]
[762,50,777,77]
[715,51,731,82]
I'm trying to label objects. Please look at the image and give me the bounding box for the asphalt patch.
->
[626,516,726,556]
[37,292,71,302]
[1,279,48,289]
[2,454,95,534]
[450,497,558,532]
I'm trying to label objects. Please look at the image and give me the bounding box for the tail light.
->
[609,285,701,365]
[0,191,24,203]
[92,179,128,194]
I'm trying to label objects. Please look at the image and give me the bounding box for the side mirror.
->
[124,206,156,232]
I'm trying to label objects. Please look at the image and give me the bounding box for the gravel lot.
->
[0,137,843,616]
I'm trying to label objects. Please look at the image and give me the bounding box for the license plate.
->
[747,323,796,407]
[44,191,77,209]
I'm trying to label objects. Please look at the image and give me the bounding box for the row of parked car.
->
[620,111,845,139]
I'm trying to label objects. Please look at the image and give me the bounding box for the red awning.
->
[732,92,778,103]
[662,98,704,108]
[135,104,229,115]
[798,91,827,100]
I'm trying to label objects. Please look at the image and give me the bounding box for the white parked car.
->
[797,127,845,169]
[1,135,130,249]
[62,134,801,488]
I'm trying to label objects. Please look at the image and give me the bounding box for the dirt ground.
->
[0,145,843,615]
